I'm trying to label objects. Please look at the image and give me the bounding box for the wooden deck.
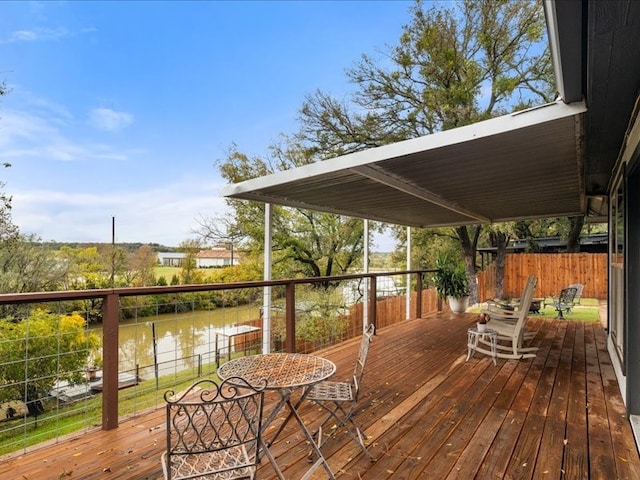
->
[2,312,639,479]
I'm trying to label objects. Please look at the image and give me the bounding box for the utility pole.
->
[111,216,115,288]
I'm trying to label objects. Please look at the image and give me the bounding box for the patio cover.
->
[221,100,587,228]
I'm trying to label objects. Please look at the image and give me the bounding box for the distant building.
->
[157,248,240,268]
[196,248,238,268]
[156,252,187,267]
[477,233,608,268]
[509,233,607,253]
[478,233,607,255]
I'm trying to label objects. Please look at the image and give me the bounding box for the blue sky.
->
[0,1,414,249]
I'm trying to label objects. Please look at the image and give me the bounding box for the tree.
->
[300,0,553,147]
[1,83,17,240]
[488,229,510,299]
[98,244,129,287]
[275,208,364,279]
[209,140,369,281]
[58,245,102,289]
[129,245,158,286]
[393,227,460,270]
[565,216,585,253]
[512,217,593,254]
[0,124,69,301]
[297,0,555,301]
[0,309,100,406]
[178,239,204,284]
[0,181,18,244]
[0,235,68,295]
[194,214,244,266]
[58,244,131,289]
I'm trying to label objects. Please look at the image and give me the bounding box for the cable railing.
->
[0,269,436,455]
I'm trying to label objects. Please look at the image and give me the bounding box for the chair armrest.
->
[485,299,515,311]
[481,307,518,322]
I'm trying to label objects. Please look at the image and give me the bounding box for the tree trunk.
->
[566,215,584,253]
[455,225,482,304]
[489,230,509,299]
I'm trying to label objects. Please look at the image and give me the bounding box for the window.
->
[610,173,625,369]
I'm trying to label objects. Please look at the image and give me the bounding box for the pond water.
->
[101,306,262,376]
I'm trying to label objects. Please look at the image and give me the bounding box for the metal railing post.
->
[102,292,119,430]
[368,275,377,331]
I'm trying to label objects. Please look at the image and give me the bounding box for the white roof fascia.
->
[544,0,565,101]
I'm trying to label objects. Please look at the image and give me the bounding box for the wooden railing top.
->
[0,269,435,305]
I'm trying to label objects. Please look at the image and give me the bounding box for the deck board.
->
[1,312,639,479]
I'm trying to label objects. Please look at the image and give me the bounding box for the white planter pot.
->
[477,322,486,332]
[448,296,469,314]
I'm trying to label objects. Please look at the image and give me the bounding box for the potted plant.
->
[477,312,489,332]
[433,255,470,314]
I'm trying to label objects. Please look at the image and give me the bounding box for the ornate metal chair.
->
[567,283,585,308]
[544,286,579,318]
[305,324,376,461]
[161,377,284,480]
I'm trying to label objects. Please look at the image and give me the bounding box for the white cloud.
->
[0,25,97,44]
[0,109,137,162]
[12,177,229,246]
[19,88,74,122]
[88,108,134,132]
[0,109,60,147]
[1,27,69,44]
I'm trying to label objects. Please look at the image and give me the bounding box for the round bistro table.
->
[218,353,337,479]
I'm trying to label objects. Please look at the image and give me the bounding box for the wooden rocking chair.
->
[477,275,539,360]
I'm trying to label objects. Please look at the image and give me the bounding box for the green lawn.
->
[472,298,602,323]
[154,266,220,282]
[154,265,185,281]
[535,303,601,322]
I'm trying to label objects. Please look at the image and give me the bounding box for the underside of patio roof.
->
[221,0,640,229]
[222,101,587,228]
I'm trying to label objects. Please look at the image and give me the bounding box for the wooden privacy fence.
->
[478,253,607,300]
[371,288,441,328]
